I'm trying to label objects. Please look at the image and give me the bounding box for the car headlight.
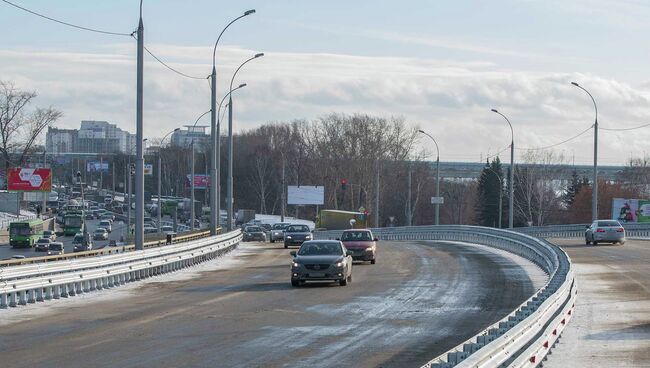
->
[365,247,374,252]
[335,261,344,268]
[292,262,300,267]
[286,235,292,239]
[305,235,312,239]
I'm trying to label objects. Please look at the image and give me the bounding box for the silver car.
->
[585,220,626,245]
[290,240,353,287]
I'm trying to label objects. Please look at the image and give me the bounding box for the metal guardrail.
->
[0,229,216,267]
[0,230,241,308]
[513,222,650,239]
[315,225,575,367]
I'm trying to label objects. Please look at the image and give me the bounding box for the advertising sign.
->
[638,200,650,223]
[186,174,210,189]
[7,168,52,191]
[144,164,153,176]
[288,186,324,205]
[87,161,109,172]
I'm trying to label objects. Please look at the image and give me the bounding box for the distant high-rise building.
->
[46,120,136,155]
[171,126,209,152]
[45,127,77,153]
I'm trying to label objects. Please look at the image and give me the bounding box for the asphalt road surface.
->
[0,240,544,368]
[0,219,128,261]
[544,239,650,368]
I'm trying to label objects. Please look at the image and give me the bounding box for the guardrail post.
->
[9,292,17,307]
[27,289,36,303]
[1,293,8,308]
[18,290,27,305]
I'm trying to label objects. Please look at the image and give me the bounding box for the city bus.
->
[9,219,44,248]
[64,210,84,236]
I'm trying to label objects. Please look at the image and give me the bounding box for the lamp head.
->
[254,52,264,58]
[244,9,256,16]
[174,128,181,132]
[417,129,425,134]
[571,82,579,87]
[491,108,498,113]
[238,83,247,88]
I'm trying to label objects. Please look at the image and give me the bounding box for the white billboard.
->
[288,186,324,205]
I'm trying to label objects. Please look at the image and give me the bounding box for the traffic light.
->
[341,179,347,191]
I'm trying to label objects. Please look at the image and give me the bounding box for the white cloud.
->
[1,44,649,165]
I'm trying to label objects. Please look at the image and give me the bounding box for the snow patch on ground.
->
[0,243,253,326]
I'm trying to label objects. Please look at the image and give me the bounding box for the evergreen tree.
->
[562,170,589,206]
[476,158,505,227]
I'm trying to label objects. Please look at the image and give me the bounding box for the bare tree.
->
[0,81,62,172]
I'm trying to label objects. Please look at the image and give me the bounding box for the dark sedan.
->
[283,224,313,248]
[290,240,353,287]
[243,226,266,242]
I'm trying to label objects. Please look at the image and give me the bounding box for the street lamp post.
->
[484,167,503,228]
[210,9,256,236]
[491,109,515,228]
[571,82,599,222]
[417,130,441,225]
[134,1,145,250]
[189,110,211,231]
[76,171,88,247]
[158,128,180,233]
[227,53,264,231]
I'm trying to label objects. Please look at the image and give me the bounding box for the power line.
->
[140,40,208,80]
[600,123,650,131]
[516,125,593,151]
[1,0,132,36]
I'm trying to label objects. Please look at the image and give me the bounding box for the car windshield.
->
[341,231,372,241]
[246,226,262,232]
[95,229,105,233]
[73,236,83,242]
[272,223,289,230]
[100,221,110,226]
[597,221,620,227]
[10,225,31,236]
[49,244,62,250]
[298,242,343,256]
[286,225,309,233]
[37,239,50,244]
[44,231,53,235]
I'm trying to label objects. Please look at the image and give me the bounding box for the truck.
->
[316,210,367,230]
[236,209,256,225]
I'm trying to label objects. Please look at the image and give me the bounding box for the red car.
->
[339,229,378,264]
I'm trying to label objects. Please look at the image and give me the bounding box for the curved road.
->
[0,240,543,368]
[544,239,650,367]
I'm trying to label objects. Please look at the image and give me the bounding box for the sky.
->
[2,0,650,165]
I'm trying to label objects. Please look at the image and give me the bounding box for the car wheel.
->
[620,241,625,245]
[370,259,376,265]
[339,278,348,286]
[585,238,590,245]
[291,280,300,287]
[284,243,288,249]
[270,239,275,243]
[593,241,598,245]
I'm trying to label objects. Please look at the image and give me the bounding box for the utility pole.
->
[374,161,380,228]
[281,156,286,222]
[210,65,218,235]
[226,98,233,231]
[407,168,412,226]
[134,7,145,250]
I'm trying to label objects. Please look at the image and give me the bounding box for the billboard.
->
[186,174,209,189]
[7,168,52,191]
[144,164,153,176]
[87,161,109,172]
[612,198,650,223]
[288,186,324,205]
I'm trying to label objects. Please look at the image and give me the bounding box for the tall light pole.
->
[418,129,441,225]
[210,9,255,236]
[491,109,515,228]
[134,0,145,250]
[572,82,599,222]
[227,53,264,231]
[157,128,179,233]
[190,110,211,231]
[484,166,503,228]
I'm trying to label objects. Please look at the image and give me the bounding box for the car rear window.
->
[246,226,262,232]
[50,244,62,250]
[597,221,621,227]
[298,242,343,256]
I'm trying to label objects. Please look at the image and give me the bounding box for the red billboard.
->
[7,168,52,191]
[186,174,210,189]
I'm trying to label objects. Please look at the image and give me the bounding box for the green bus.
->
[10,219,44,248]
[64,210,84,236]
